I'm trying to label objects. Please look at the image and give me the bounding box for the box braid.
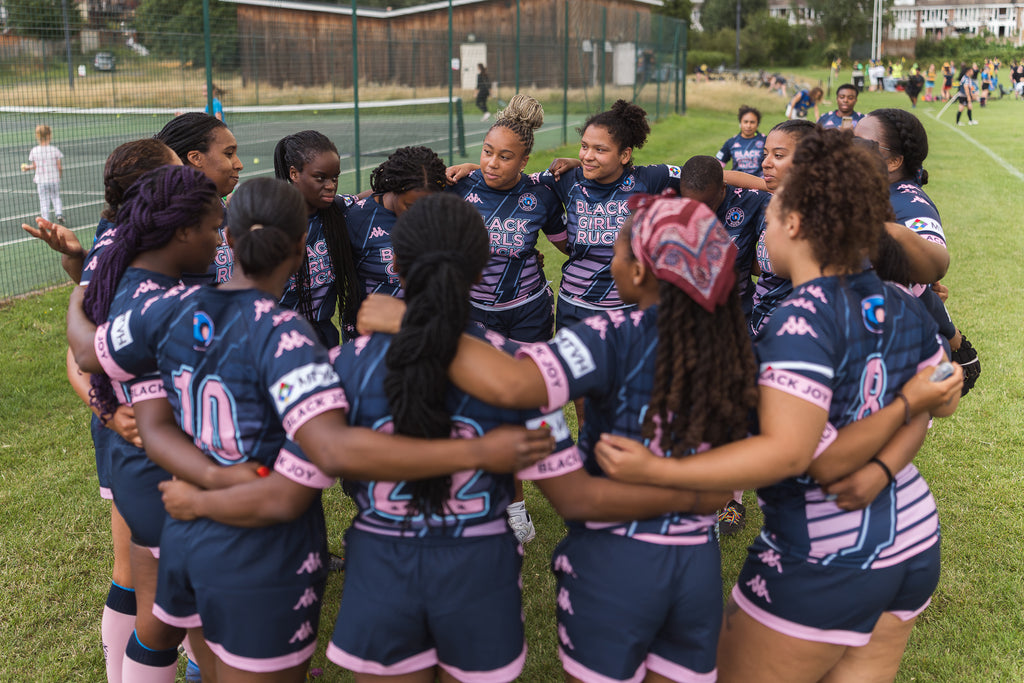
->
[369,146,447,195]
[383,193,490,520]
[492,93,544,155]
[273,131,360,343]
[865,108,930,185]
[83,165,219,422]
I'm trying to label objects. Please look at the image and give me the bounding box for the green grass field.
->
[1,77,1022,681]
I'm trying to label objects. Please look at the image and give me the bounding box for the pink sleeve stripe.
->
[813,422,837,460]
[517,446,583,480]
[732,585,871,647]
[281,389,349,439]
[871,534,939,569]
[95,322,132,382]
[646,652,717,683]
[545,230,568,242]
[207,637,317,674]
[151,603,201,629]
[128,378,165,404]
[327,642,439,675]
[515,342,570,412]
[759,368,832,411]
[273,449,335,489]
[917,347,944,373]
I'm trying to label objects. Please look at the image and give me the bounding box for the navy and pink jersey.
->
[717,185,770,315]
[345,195,403,298]
[280,195,356,347]
[96,285,345,485]
[716,133,766,176]
[449,170,566,309]
[79,218,118,288]
[890,180,945,249]
[818,110,865,129]
[750,213,793,335]
[537,164,681,309]
[516,306,717,545]
[753,270,945,570]
[334,326,580,539]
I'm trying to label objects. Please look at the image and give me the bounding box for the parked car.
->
[93,52,116,72]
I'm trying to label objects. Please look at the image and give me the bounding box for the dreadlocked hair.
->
[154,112,226,164]
[384,193,490,521]
[579,99,650,154]
[101,139,178,220]
[493,94,544,155]
[226,178,308,279]
[866,108,930,185]
[273,131,360,343]
[642,281,758,455]
[84,165,219,423]
[777,128,890,275]
[369,146,447,195]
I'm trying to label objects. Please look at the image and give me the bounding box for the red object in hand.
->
[257,466,271,478]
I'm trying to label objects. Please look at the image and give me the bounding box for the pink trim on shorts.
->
[206,637,316,673]
[95,321,133,382]
[646,652,717,683]
[559,646,645,683]
[100,486,113,500]
[759,369,832,411]
[147,545,160,559]
[327,642,438,675]
[439,643,527,683]
[517,446,583,480]
[281,388,349,439]
[152,603,201,629]
[273,449,335,489]
[889,596,932,622]
[546,230,568,243]
[731,584,871,647]
[515,343,569,413]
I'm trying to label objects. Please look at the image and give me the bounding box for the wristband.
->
[895,390,911,425]
[869,457,894,487]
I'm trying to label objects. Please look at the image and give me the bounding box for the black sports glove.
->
[951,333,980,396]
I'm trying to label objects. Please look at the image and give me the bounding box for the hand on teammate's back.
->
[477,424,555,474]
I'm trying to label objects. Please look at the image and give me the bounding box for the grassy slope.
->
[1,76,1022,680]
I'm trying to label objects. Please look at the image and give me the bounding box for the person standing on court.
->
[22,124,65,224]
[476,63,492,122]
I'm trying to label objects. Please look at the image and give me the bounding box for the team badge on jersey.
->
[619,175,636,192]
[518,192,538,212]
[861,295,886,334]
[725,207,745,227]
[192,311,214,349]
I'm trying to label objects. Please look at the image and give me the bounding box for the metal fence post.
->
[352,0,361,192]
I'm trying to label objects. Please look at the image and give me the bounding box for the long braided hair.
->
[154,112,225,165]
[225,178,308,278]
[865,108,930,185]
[370,146,448,196]
[383,193,490,520]
[83,165,220,422]
[631,219,759,454]
[273,131,360,342]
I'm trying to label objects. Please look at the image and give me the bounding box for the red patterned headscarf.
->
[626,193,737,313]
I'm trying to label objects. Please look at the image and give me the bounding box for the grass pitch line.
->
[927,110,1024,183]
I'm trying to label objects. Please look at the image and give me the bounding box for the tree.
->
[698,0,767,35]
[805,0,890,48]
[5,0,82,42]
[657,0,695,23]
[135,0,238,69]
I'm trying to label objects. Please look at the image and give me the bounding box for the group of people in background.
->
[22,81,975,683]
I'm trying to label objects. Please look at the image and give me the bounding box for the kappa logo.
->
[776,315,818,338]
[274,330,315,358]
[725,207,745,227]
[518,192,538,211]
[369,226,388,239]
[465,192,484,204]
[552,328,596,379]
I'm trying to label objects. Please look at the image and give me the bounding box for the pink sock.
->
[101,583,136,683]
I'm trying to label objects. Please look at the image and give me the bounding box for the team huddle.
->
[26,93,970,683]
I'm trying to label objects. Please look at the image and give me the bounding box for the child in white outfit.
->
[22,124,65,223]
